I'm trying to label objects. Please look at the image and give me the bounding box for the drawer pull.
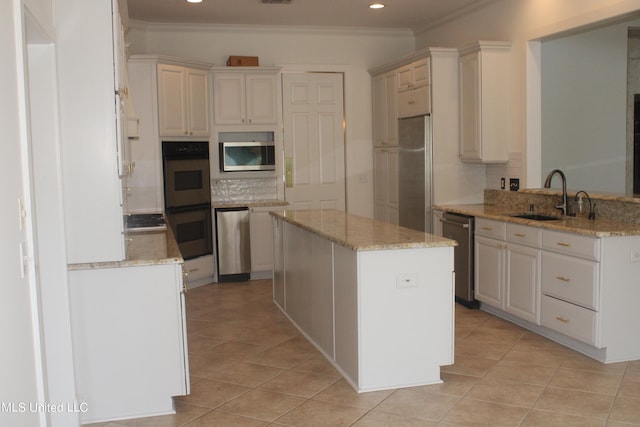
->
[556,242,571,247]
[555,316,570,324]
[556,275,571,282]
[482,227,493,231]
[514,233,526,237]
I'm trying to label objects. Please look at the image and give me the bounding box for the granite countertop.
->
[68,228,183,271]
[434,204,640,237]
[212,199,288,209]
[271,209,456,251]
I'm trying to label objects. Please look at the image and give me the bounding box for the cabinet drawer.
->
[397,86,430,118]
[506,223,541,247]
[541,295,599,347]
[542,230,600,261]
[475,218,506,240]
[542,252,599,310]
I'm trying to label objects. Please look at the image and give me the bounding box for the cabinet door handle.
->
[514,233,526,237]
[408,100,415,105]
[556,275,571,282]
[555,316,570,323]
[556,242,571,247]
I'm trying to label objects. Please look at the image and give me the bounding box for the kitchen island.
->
[270,209,456,392]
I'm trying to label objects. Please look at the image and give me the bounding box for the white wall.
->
[541,19,639,194]
[127,23,415,217]
[414,0,640,190]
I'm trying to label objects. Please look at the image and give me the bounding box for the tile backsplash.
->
[212,177,278,202]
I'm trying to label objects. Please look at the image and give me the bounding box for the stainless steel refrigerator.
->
[398,115,432,233]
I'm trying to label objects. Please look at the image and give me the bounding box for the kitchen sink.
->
[510,213,561,221]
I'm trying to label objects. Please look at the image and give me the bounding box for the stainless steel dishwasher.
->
[441,212,478,308]
[215,207,251,282]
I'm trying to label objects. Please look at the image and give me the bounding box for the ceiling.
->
[126,0,492,32]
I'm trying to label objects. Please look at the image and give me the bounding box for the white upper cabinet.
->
[157,64,210,137]
[397,58,429,91]
[459,41,510,163]
[397,58,431,118]
[213,69,278,125]
[372,71,398,146]
[55,0,125,263]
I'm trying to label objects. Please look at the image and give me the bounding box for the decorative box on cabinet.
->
[157,63,211,137]
[459,41,510,163]
[213,68,279,125]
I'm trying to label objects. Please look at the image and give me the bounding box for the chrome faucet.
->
[544,169,567,217]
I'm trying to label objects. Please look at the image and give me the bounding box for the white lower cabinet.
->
[540,230,601,346]
[475,219,541,324]
[474,219,506,308]
[68,263,189,423]
[474,216,640,363]
[505,223,541,324]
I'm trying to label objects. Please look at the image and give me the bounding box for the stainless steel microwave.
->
[219,141,276,172]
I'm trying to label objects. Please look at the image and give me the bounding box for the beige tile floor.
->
[90,279,640,426]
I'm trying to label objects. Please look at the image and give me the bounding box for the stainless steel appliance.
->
[215,207,251,282]
[441,212,478,308]
[219,141,276,172]
[124,213,167,232]
[398,115,432,233]
[162,141,213,260]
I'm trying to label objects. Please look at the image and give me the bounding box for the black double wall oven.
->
[162,141,212,260]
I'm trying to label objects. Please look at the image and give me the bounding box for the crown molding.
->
[129,19,414,39]
[413,0,502,37]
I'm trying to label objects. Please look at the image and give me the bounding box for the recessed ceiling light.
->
[187,0,202,3]
[369,3,385,9]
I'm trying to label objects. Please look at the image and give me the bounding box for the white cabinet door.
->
[459,41,510,163]
[158,64,210,137]
[213,72,245,124]
[397,58,429,91]
[246,74,277,124]
[157,64,188,136]
[372,71,398,147]
[213,71,278,125]
[506,243,541,324]
[475,235,505,309]
[250,207,276,273]
[186,68,211,137]
[373,147,399,224]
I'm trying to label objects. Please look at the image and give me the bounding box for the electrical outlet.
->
[509,178,520,192]
[396,273,418,289]
[500,177,506,190]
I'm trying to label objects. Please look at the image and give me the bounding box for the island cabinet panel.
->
[272,210,455,392]
[282,221,334,357]
[333,245,358,384]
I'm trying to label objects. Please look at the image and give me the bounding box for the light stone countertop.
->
[434,204,640,237]
[270,209,456,251]
[212,199,288,209]
[68,228,183,271]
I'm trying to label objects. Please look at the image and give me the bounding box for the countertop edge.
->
[434,204,640,238]
[271,209,457,250]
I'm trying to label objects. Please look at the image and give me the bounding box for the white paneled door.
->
[282,72,345,211]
